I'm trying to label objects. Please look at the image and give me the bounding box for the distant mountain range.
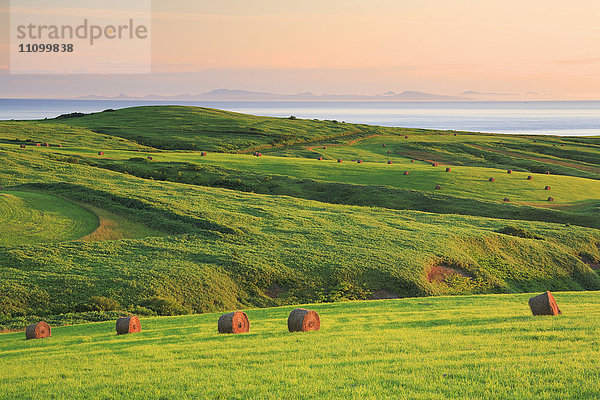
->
[76,89,471,101]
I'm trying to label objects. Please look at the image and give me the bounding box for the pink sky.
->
[1,0,599,99]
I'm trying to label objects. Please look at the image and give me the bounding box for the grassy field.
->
[0,106,599,330]
[0,191,99,245]
[1,292,598,399]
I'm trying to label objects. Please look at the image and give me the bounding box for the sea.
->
[1,99,599,136]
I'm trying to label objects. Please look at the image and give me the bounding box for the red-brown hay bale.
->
[59,144,63,148]
[503,198,510,202]
[387,160,393,164]
[445,167,451,172]
[218,311,250,334]
[545,186,551,190]
[529,291,561,316]
[323,146,327,149]
[507,169,513,174]
[44,143,49,147]
[489,177,495,182]
[36,143,41,146]
[357,160,363,163]
[98,151,104,156]
[147,156,153,161]
[435,185,441,190]
[547,196,554,202]
[387,150,391,154]
[337,159,343,163]
[527,176,533,180]
[257,153,262,157]
[20,144,26,148]
[116,316,141,335]
[201,152,207,156]
[403,171,409,175]
[288,308,320,332]
[404,136,409,139]
[432,162,438,167]
[545,171,550,175]
[411,159,415,163]
[25,321,51,340]
[317,156,323,160]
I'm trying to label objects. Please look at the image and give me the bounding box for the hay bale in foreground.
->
[489,177,495,182]
[547,196,554,202]
[288,308,320,332]
[357,160,363,163]
[337,159,343,163]
[25,321,51,340]
[432,162,438,167]
[98,151,104,156]
[218,311,250,334]
[445,167,451,172]
[116,316,141,335]
[527,176,533,180]
[507,169,513,174]
[529,291,561,316]
[545,186,551,190]
[411,159,415,163]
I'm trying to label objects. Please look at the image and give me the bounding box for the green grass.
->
[0,191,99,245]
[1,292,599,399]
[0,106,600,328]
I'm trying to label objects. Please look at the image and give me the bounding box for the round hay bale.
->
[503,197,510,202]
[98,151,104,156]
[317,156,323,161]
[445,167,451,172]
[507,169,513,174]
[545,186,551,191]
[547,196,554,202]
[411,159,415,163]
[529,291,561,316]
[489,177,495,182]
[218,311,250,334]
[59,144,63,148]
[432,162,438,167]
[19,144,26,148]
[382,144,386,147]
[533,140,537,143]
[403,171,409,175]
[201,152,207,156]
[337,159,343,163]
[435,185,441,190]
[453,133,457,136]
[545,171,550,175]
[116,316,141,335]
[387,150,391,154]
[323,146,327,149]
[147,156,153,161]
[288,308,320,332]
[404,136,408,139]
[527,176,533,180]
[257,153,262,157]
[357,160,363,163]
[36,143,41,146]
[44,143,49,147]
[25,321,51,340]
[387,160,393,164]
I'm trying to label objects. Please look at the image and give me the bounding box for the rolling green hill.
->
[1,292,599,399]
[0,106,599,330]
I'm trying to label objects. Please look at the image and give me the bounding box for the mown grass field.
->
[0,106,599,331]
[1,292,599,399]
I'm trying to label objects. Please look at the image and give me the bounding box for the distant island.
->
[76,89,471,101]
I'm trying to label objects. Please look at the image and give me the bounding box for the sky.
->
[1,0,599,99]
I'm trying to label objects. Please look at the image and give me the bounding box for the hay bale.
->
[507,169,513,174]
[387,161,393,164]
[147,156,153,161]
[19,144,26,148]
[404,136,408,139]
[382,144,386,147]
[547,196,554,202]
[317,156,323,161]
[323,146,327,149]
[357,160,363,163]
[503,198,510,202]
[201,152,207,156]
[257,153,262,157]
[59,144,63,148]
[218,311,250,334]
[445,167,451,172]
[527,176,533,180]
[529,291,561,316]
[98,151,104,156]
[435,185,441,190]
[411,159,415,163]
[489,177,495,182]
[44,143,49,147]
[432,162,438,167]
[403,171,409,175]
[561,144,565,147]
[288,308,320,332]
[116,316,141,335]
[545,186,551,191]
[25,321,51,340]
[36,143,41,146]
[337,159,343,163]
[545,171,550,175]
[387,150,391,154]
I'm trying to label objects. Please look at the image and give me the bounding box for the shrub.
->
[87,296,121,311]
[141,296,191,316]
